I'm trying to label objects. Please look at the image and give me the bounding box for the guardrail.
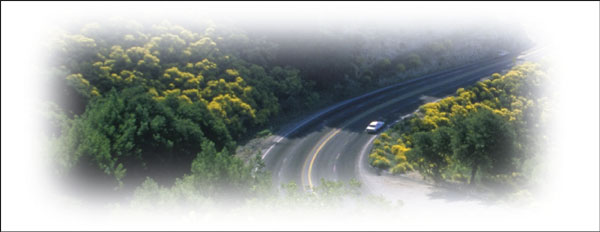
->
[261,54,514,159]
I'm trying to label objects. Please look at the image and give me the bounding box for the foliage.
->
[189,140,271,199]
[44,18,531,196]
[131,147,271,207]
[369,63,550,192]
[130,177,394,212]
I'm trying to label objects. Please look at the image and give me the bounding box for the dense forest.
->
[368,62,550,196]
[42,18,532,199]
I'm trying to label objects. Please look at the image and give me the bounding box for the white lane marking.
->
[260,60,463,160]
[306,129,342,189]
[357,135,378,191]
[332,152,341,174]
[262,138,281,159]
[277,156,289,178]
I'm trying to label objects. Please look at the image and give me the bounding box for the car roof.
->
[369,121,383,126]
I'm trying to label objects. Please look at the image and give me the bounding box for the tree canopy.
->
[369,62,550,192]
[43,18,532,197]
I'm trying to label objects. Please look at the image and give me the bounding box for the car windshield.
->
[369,122,378,126]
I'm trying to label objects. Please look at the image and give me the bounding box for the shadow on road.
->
[267,54,521,142]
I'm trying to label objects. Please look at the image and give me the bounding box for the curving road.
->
[261,51,534,194]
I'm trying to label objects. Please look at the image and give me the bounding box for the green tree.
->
[190,140,270,199]
[451,107,516,185]
[410,126,454,181]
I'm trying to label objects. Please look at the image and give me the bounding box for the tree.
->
[48,19,536,197]
[406,53,422,69]
[207,94,257,138]
[190,140,270,199]
[451,107,516,185]
[410,126,453,181]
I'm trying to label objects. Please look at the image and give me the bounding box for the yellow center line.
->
[301,59,506,190]
[305,128,342,190]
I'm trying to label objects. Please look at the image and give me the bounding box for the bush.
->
[256,128,272,138]
[390,162,414,174]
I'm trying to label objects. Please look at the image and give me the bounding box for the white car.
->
[366,121,385,133]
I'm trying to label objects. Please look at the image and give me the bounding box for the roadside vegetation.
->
[130,177,393,211]
[41,17,531,205]
[368,62,551,198]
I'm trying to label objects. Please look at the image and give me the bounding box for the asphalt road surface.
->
[262,50,538,195]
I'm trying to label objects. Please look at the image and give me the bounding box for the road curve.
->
[262,52,525,192]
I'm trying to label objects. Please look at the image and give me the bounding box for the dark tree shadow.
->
[268,54,521,142]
